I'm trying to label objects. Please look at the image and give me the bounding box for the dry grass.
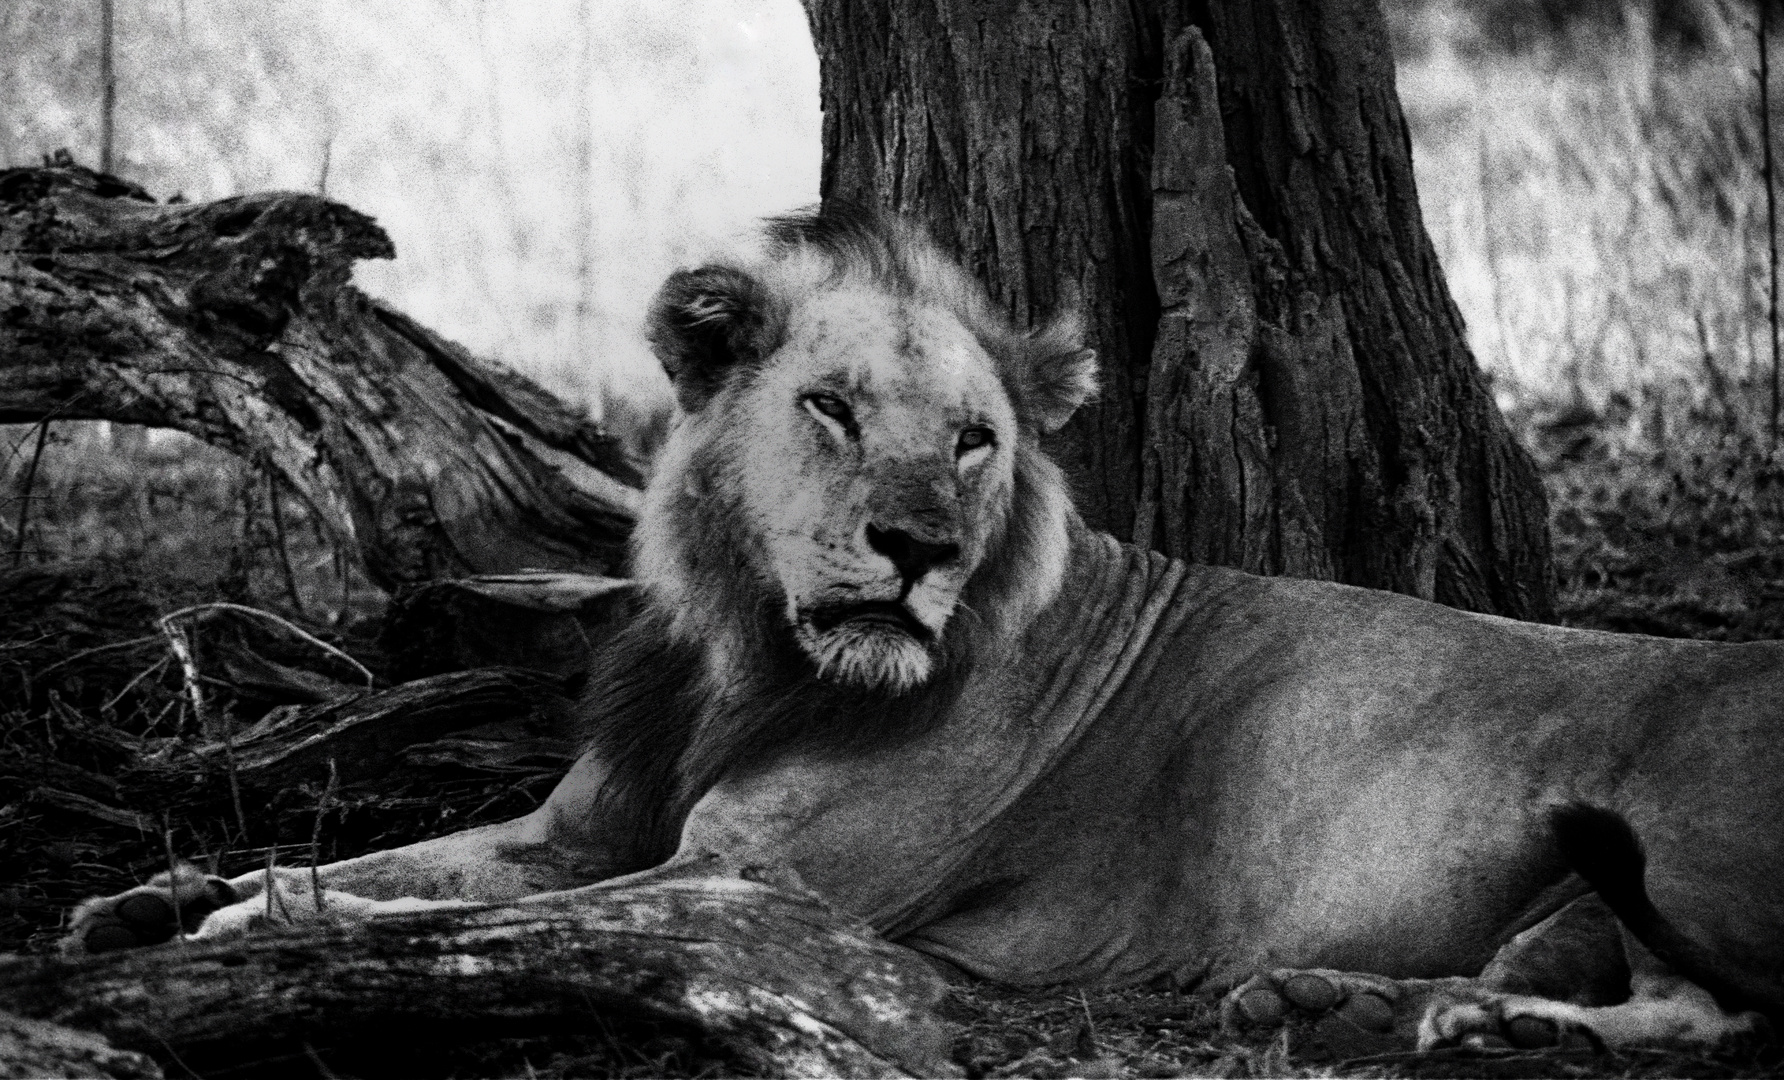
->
[0,421,438,957]
[1404,0,1784,640]
[0,421,380,627]
[943,981,1778,1079]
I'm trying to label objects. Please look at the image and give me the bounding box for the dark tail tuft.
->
[1552,803,1647,896]
[1550,802,1780,1020]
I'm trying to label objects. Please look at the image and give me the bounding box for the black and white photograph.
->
[2,1,1782,1076]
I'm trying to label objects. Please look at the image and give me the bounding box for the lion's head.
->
[634,207,1096,697]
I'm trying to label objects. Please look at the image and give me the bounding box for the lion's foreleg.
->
[222,816,571,904]
[66,817,570,953]
[210,751,633,914]
[67,751,638,953]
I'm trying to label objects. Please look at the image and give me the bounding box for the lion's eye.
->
[804,393,858,436]
[957,427,995,455]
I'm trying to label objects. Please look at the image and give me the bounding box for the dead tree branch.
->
[0,158,640,588]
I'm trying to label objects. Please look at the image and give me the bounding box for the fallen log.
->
[0,156,641,589]
[0,875,960,1079]
[205,666,576,787]
[0,1011,161,1080]
[380,571,637,684]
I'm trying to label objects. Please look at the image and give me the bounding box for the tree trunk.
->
[806,0,1556,620]
[0,158,640,590]
[0,876,959,1079]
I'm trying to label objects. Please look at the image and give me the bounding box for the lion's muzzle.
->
[795,597,942,693]
[865,523,960,592]
[806,599,935,643]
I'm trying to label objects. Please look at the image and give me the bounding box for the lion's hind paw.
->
[1422,983,1762,1052]
[1418,997,1598,1052]
[1221,968,1412,1059]
[1221,967,1752,1058]
[64,863,238,956]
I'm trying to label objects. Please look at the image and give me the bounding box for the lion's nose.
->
[866,523,959,584]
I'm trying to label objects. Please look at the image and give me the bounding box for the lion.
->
[67,206,1784,1054]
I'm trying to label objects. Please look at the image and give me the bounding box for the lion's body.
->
[70,208,1784,1049]
[551,519,1784,997]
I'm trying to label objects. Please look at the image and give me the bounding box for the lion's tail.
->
[1551,803,1782,1020]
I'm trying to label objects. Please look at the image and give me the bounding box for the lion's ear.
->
[646,265,778,412]
[1025,316,1099,433]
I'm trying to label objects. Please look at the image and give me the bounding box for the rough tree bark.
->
[807,0,1556,620]
[0,876,959,1079]
[0,159,640,589]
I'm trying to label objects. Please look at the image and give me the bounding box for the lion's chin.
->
[800,622,937,695]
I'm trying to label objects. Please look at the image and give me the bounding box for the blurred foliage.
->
[1387,0,1779,58]
[1526,389,1784,640]
[0,422,378,626]
[0,0,820,410]
[1403,0,1784,642]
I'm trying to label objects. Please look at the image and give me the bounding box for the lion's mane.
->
[576,206,1087,870]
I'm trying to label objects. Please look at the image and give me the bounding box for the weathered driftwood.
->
[205,666,576,786]
[0,157,641,589]
[0,876,960,1079]
[0,1011,161,1080]
[381,571,636,684]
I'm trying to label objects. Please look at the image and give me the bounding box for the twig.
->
[221,706,248,842]
[265,472,306,616]
[334,548,352,628]
[99,0,115,175]
[101,654,170,713]
[158,620,207,737]
[146,1032,199,1080]
[10,419,50,568]
[1696,312,1736,432]
[33,634,159,679]
[162,813,184,943]
[265,845,277,922]
[232,471,255,598]
[158,602,374,689]
[1762,1,1781,450]
[157,613,249,838]
[1072,989,1099,1058]
[141,697,179,739]
[309,758,338,913]
[303,1042,342,1080]
[316,136,333,197]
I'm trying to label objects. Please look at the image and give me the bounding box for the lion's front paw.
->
[64,863,238,956]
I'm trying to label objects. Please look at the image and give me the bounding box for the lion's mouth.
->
[804,600,934,642]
